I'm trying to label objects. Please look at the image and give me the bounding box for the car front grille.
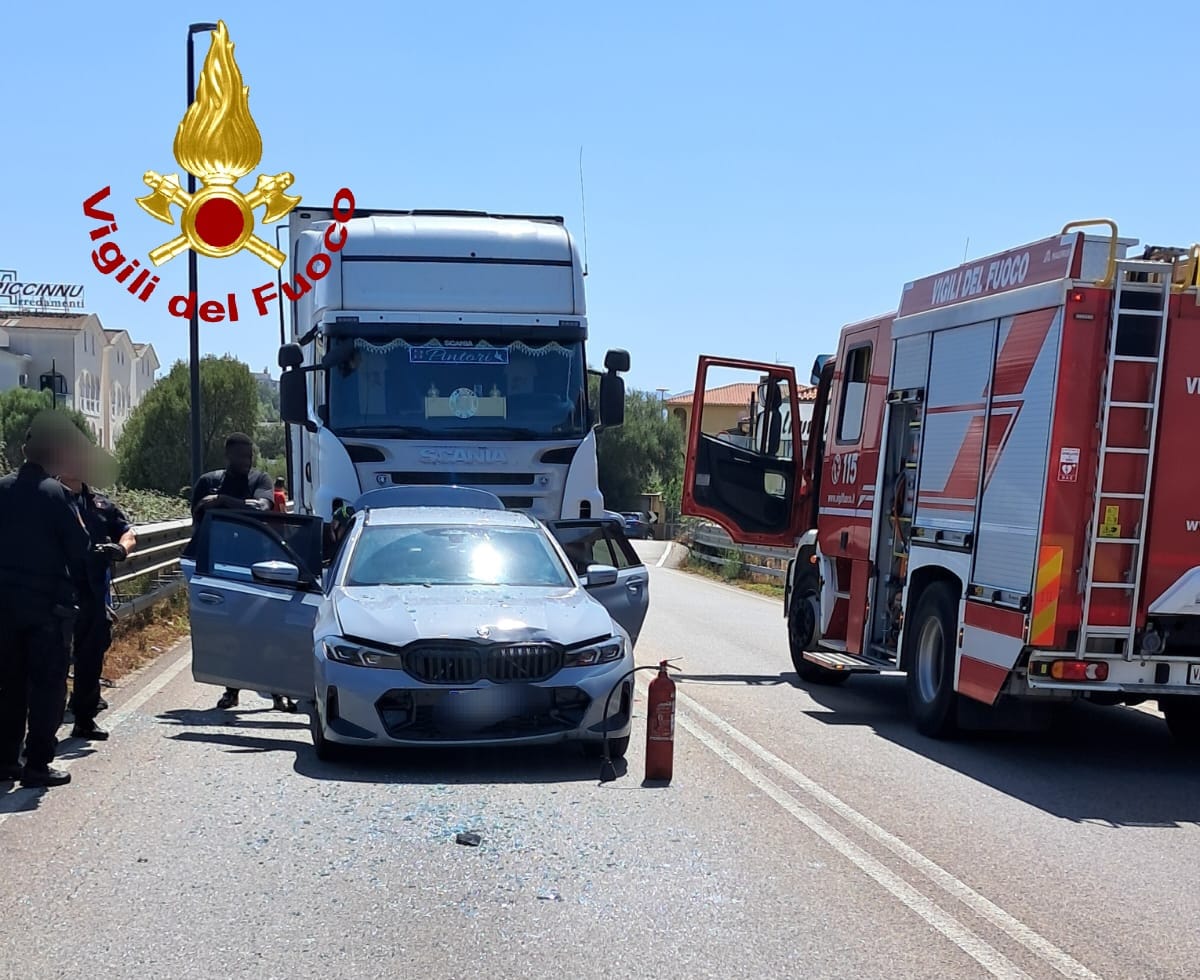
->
[404,643,563,685]
[485,644,564,683]
[406,648,480,685]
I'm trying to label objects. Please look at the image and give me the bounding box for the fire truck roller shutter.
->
[971,308,1062,595]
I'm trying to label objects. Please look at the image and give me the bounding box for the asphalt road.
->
[1,540,1197,979]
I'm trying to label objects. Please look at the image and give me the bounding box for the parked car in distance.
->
[620,511,656,539]
[184,487,650,763]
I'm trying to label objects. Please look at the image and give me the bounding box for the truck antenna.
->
[578,145,590,278]
[963,237,970,264]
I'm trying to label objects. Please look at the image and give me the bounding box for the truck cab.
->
[276,205,629,526]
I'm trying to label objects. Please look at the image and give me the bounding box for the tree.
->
[591,382,684,512]
[117,355,261,492]
[0,388,94,472]
[255,369,280,422]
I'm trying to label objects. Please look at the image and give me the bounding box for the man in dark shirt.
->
[190,432,277,711]
[191,432,275,521]
[59,470,136,741]
[0,412,91,788]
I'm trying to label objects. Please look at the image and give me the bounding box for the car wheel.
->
[1162,697,1200,747]
[582,735,630,760]
[310,706,348,762]
[904,582,959,738]
[788,576,849,686]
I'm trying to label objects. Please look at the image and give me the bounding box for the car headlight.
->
[320,637,406,669]
[562,635,626,668]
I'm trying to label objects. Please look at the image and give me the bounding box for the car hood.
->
[330,584,615,648]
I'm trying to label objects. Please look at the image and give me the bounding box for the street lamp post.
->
[186,22,218,489]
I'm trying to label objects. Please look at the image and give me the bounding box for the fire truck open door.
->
[682,356,808,547]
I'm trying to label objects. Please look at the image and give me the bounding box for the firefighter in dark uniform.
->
[58,466,136,741]
[0,412,91,788]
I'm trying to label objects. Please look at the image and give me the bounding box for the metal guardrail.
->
[110,517,193,620]
[679,521,793,581]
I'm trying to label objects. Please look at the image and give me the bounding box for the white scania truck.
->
[276,200,629,524]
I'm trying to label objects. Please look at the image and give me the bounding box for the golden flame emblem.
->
[136,21,299,268]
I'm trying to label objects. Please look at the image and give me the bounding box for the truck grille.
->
[388,472,537,486]
[404,643,563,684]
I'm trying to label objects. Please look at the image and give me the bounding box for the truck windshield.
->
[327,336,588,440]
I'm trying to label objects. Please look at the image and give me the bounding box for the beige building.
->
[666,380,818,458]
[0,313,160,450]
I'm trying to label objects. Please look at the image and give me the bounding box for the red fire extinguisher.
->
[645,660,676,783]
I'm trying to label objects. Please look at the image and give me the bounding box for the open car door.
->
[547,518,649,646]
[188,510,325,700]
[682,356,809,547]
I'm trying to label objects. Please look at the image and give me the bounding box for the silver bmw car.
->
[184,487,649,761]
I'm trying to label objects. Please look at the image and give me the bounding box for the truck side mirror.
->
[604,348,631,373]
[280,370,315,431]
[758,380,783,456]
[810,354,832,387]
[279,343,304,370]
[599,372,625,427]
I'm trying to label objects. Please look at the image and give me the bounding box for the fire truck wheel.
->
[905,582,959,738]
[788,591,849,686]
[1162,697,1200,747]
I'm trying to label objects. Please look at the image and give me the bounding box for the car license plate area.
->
[1188,664,1200,686]
[378,686,591,739]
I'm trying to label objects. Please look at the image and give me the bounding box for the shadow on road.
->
[674,672,802,688]
[0,782,46,815]
[799,673,1200,827]
[156,708,628,786]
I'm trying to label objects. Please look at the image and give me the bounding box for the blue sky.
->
[5,1,1199,397]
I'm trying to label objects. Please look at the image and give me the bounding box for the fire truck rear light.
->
[1071,290,1086,303]
[1049,659,1109,682]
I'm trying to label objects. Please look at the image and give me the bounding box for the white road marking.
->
[666,696,1033,979]
[661,682,1101,980]
[0,645,192,824]
[102,645,193,725]
[655,542,672,568]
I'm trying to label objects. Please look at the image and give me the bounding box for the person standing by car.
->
[190,432,280,712]
[0,412,91,788]
[58,457,136,742]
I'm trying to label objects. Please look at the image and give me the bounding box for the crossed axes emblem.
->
[136,170,299,269]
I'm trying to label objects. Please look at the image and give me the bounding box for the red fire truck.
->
[683,221,1200,744]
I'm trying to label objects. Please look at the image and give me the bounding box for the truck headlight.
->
[321,637,406,669]
[563,635,625,668]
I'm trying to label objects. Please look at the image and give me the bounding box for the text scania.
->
[418,448,508,465]
[83,186,356,322]
[931,251,1031,307]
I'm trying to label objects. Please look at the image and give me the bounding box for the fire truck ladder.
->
[1078,259,1171,657]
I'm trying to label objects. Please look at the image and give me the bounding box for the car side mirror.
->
[584,563,619,587]
[252,560,301,586]
[280,370,316,432]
